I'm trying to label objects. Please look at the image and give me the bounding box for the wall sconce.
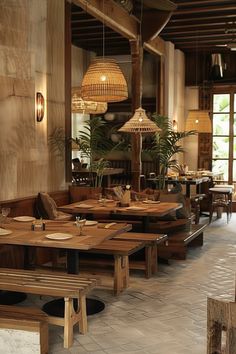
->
[36,92,45,122]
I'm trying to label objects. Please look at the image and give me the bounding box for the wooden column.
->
[65,1,72,182]
[130,38,143,192]
[158,55,165,115]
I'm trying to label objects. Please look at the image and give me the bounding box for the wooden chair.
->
[207,297,236,354]
[209,187,233,223]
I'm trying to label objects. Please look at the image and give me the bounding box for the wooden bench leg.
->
[189,233,203,247]
[114,255,129,295]
[114,255,122,295]
[151,244,158,275]
[78,294,87,334]
[145,245,152,279]
[64,297,74,349]
[122,255,129,289]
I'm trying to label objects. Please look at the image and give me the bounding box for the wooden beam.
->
[174,4,236,15]
[142,10,172,42]
[144,36,165,56]
[65,1,72,183]
[73,0,138,39]
[130,38,143,192]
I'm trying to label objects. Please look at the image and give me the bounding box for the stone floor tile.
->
[22,215,236,354]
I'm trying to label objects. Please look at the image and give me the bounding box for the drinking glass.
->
[76,218,86,236]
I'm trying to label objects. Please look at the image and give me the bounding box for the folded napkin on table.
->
[97,222,128,230]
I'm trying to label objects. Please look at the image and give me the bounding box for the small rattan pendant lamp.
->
[119,107,161,134]
[81,0,128,103]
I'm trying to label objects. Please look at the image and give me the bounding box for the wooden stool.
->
[207,297,236,354]
[209,187,233,223]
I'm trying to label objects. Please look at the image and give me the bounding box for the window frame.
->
[211,85,236,184]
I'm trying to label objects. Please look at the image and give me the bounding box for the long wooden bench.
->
[80,240,145,295]
[158,223,207,260]
[114,232,168,278]
[0,268,97,349]
[0,305,48,354]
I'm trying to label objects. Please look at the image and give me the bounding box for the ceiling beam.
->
[169,13,236,23]
[173,4,236,16]
[72,0,138,39]
[162,21,236,31]
[144,36,165,56]
[177,0,236,6]
[142,10,172,42]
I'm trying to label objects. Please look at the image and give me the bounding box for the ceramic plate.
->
[45,233,73,240]
[85,220,98,226]
[75,204,94,209]
[0,228,12,236]
[142,200,161,204]
[13,216,36,222]
[125,206,147,211]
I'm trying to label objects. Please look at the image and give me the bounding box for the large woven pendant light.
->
[119,107,161,133]
[72,87,107,114]
[185,109,212,133]
[81,57,128,103]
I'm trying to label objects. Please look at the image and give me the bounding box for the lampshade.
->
[71,87,107,114]
[81,58,128,103]
[185,110,212,133]
[118,107,161,133]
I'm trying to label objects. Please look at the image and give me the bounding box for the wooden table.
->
[0,220,131,314]
[1,220,131,273]
[147,177,209,198]
[58,199,182,232]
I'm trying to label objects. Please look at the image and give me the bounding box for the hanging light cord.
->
[102,0,105,59]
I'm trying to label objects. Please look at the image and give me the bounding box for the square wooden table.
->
[58,199,182,232]
[0,220,132,314]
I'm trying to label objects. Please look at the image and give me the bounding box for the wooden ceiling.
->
[71,2,130,55]
[160,0,236,53]
[71,0,236,55]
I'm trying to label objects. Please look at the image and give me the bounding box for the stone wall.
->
[0,0,66,200]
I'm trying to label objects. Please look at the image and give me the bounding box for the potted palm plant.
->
[49,116,123,189]
[145,114,196,189]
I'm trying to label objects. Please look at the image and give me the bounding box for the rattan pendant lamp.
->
[185,109,211,133]
[72,87,107,114]
[119,107,161,134]
[81,1,128,103]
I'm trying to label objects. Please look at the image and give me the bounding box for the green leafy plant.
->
[49,116,123,187]
[145,114,196,189]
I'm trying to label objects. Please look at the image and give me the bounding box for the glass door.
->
[212,90,236,184]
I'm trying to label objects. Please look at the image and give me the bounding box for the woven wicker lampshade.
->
[81,58,128,103]
[185,110,212,133]
[118,107,161,133]
[72,87,107,114]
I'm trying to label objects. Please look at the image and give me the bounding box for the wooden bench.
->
[0,305,48,354]
[0,268,97,349]
[114,232,168,278]
[158,223,207,260]
[80,240,145,295]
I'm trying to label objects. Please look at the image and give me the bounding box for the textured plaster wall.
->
[0,0,66,200]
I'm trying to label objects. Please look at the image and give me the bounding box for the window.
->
[212,89,236,183]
